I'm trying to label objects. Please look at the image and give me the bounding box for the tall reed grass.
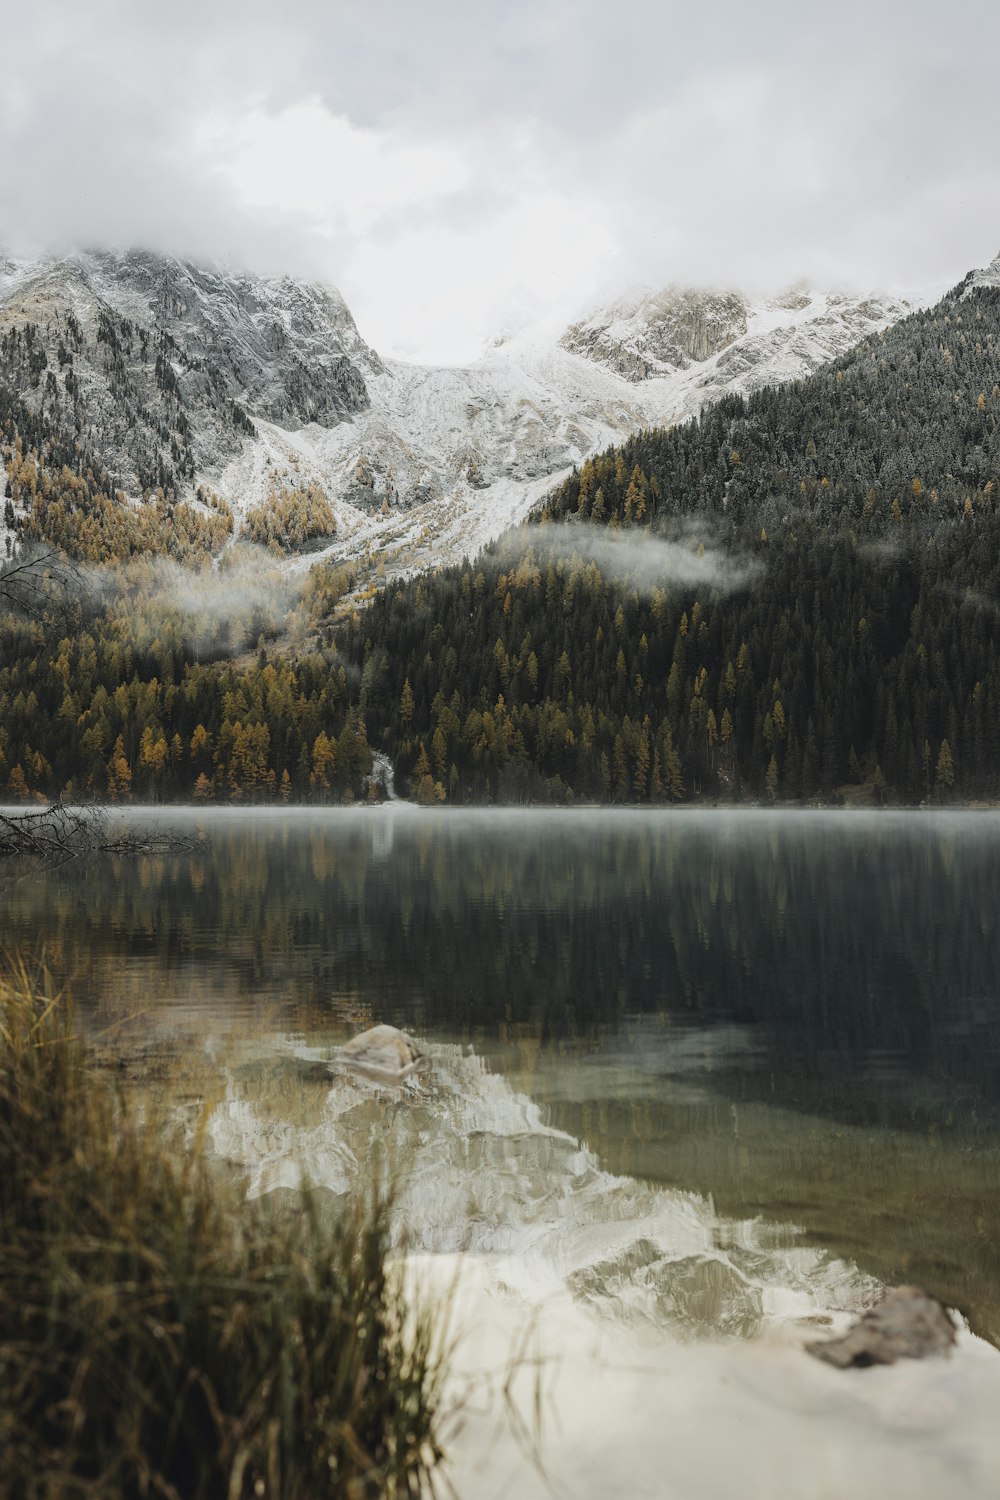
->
[0,964,447,1498]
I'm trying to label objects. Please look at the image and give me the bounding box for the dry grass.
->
[0,961,447,1499]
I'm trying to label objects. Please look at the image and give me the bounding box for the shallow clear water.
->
[5,807,1000,1496]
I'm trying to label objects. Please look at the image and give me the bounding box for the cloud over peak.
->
[2,0,997,360]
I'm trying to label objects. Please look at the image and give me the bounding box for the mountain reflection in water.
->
[4,807,1000,1348]
[6,807,1000,1497]
[188,1026,1000,1500]
[208,1036,881,1335]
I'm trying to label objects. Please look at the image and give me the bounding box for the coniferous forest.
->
[2,271,1000,805]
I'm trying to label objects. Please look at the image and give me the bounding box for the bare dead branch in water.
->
[0,806,203,864]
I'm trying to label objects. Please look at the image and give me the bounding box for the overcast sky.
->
[2,0,998,362]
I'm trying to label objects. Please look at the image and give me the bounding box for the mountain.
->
[963,250,1000,295]
[0,249,910,574]
[329,253,1000,806]
[540,256,1000,537]
[2,250,999,808]
[0,249,376,497]
[557,282,905,385]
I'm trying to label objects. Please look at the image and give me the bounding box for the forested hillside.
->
[2,270,1000,806]
[539,269,1000,535]
[336,274,1000,805]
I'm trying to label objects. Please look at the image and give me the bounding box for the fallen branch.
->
[0,805,203,864]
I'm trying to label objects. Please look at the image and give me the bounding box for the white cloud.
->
[0,0,998,361]
[196,101,469,238]
[193,101,618,360]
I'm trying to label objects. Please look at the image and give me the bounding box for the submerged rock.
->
[806,1285,956,1369]
[329,1024,424,1085]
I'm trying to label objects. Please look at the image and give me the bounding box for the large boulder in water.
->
[329,1024,424,1084]
[806,1285,957,1369]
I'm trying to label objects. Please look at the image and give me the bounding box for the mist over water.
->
[12,806,999,1124]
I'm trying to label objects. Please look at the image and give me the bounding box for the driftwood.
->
[0,805,203,865]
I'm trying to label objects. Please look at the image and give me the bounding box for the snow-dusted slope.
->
[0,249,913,578]
[963,249,1000,295]
[0,249,374,497]
[562,286,753,378]
[216,282,912,579]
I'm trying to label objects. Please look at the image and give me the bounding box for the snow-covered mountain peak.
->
[210,276,913,582]
[560,281,910,387]
[964,250,1000,294]
[0,248,913,586]
[561,285,751,381]
[85,249,383,376]
[0,247,376,496]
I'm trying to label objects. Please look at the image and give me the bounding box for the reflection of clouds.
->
[206,1038,878,1342]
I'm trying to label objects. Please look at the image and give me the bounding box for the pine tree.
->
[310,732,335,792]
[935,738,955,798]
[107,736,132,800]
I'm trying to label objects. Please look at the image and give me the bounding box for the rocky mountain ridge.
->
[963,249,1000,295]
[0,250,374,498]
[0,248,915,576]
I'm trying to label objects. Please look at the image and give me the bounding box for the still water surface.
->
[5,808,1000,1497]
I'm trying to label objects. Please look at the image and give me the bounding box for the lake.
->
[4,807,1000,1497]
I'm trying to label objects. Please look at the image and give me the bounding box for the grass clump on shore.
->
[0,966,446,1499]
